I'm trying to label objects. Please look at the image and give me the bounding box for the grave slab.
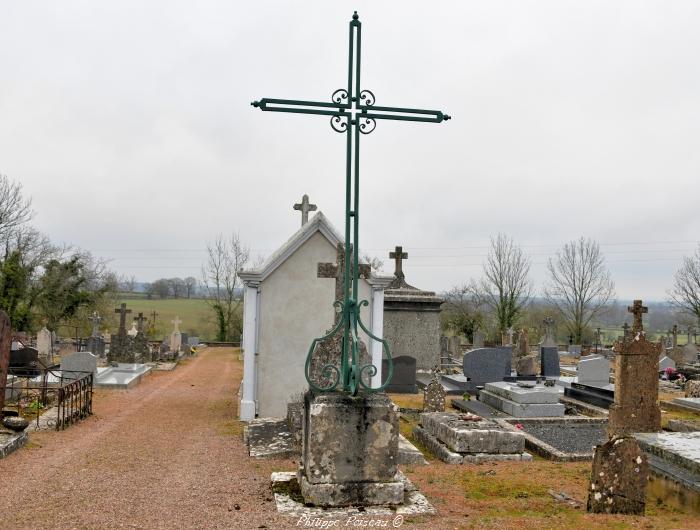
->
[482,381,562,404]
[420,411,525,454]
[672,397,700,411]
[94,363,152,389]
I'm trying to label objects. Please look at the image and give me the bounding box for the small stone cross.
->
[622,322,630,339]
[389,246,408,281]
[89,311,102,338]
[115,303,132,333]
[293,194,317,226]
[318,243,370,323]
[627,299,648,334]
[171,316,182,333]
[134,312,147,333]
[507,327,514,344]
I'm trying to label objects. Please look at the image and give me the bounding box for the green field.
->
[116,297,217,341]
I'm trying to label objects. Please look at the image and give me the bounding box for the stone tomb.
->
[381,355,416,393]
[60,351,97,381]
[457,347,512,393]
[94,363,153,389]
[412,412,530,463]
[479,381,566,417]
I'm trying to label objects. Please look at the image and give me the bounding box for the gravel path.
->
[0,348,291,530]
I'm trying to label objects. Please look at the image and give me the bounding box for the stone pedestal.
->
[608,335,661,437]
[299,391,403,507]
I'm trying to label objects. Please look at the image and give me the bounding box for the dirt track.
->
[0,348,291,530]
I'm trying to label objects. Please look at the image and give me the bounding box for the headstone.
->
[170,316,183,354]
[423,372,446,412]
[472,331,485,349]
[381,355,416,393]
[608,300,661,438]
[187,336,200,347]
[587,436,648,514]
[132,312,151,361]
[37,327,52,359]
[517,329,529,356]
[462,347,512,393]
[578,355,609,385]
[568,344,582,356]
[516,354,537,376]
[0,311,12,412]
[299,392,402,507]
[109,303,134,363]
[60,351,98,381]
[540,346,560,377]
[541,317,557,347]
[658,356,675,372]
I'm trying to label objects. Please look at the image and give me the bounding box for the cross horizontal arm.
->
[361,105,450,123]
[252,97,346,118]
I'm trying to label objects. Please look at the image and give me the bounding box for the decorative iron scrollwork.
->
[358,116,376,135]
[359,89,376,106]
[332,89,349,105]
[330,115,349,133]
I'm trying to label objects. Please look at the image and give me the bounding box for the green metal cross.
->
[251,12,450,395]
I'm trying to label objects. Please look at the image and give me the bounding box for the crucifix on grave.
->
[318,243,370,325]
[389,245,408,287]
[293,194,317,227]
[670,324,678,347]
[622,322,631,340]
[115,303,132,334]
[171,316,182,334]
[89,311,102,338]
[252,11,449,394]
[134,312,148,333]
[627,299,648,335]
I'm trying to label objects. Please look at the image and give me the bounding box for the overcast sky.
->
[1,1,699,300]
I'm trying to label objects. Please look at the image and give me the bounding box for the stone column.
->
[367,276,392,389]
[240,280,260,421]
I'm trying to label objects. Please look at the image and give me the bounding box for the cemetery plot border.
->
[2,368,93,431]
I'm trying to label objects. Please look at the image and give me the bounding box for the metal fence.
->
[3,367,93,431]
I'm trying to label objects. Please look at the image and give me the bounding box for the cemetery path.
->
[0,347,292,530]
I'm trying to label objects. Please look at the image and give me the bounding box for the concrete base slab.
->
[95,363,152,389]
[479,389,566,417]
[271,471,435,517]
[0,429,27,459]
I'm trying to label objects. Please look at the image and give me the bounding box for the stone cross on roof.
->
[318,243,370,323]
[293,194,317,226]
[171,316,182,333]
[390,246,408,279]
[134,312,147,333]
[115,303,132,333]
[627,299,648,334]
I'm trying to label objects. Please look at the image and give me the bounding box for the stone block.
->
[516,354,537,376]
[300,391,402,507]
[479,390,566,417]
[483,381,561,404]
[587,436,647,515]
[420,412,525,454]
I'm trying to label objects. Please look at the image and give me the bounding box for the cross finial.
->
[293,194,317,226]
[171,316,182,333]
[389,245,408,278]
[134,312,147,333]
[114,303,132,333]
[318,243,370,324]
[627,299,648,334]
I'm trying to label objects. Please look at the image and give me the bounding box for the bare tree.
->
[668,245,700,322]
[184,276,198,298]
[544,237,615,343]
[202,233,250,341]
[0,175,33,244]
[442,283,484,340]
[479,234,532,336]
[361,253,383,272]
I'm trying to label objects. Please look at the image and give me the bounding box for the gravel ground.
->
[0,348,292,530]
[521,422,607,454]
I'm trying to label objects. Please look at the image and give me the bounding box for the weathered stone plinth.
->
[299,391,402,507]
[587,436,648,514]
[608,334,661,437]
[108,333,134,363]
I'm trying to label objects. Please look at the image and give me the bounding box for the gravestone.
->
[540,346,560,377]
[472,331,485,349]
[658,356,676,372]
[60,351,98,381]
[0,311,12,412]
[132,313,151,362]
[568,344,582,356]
[187,336,200,347]
[381,355,417,393]
[516,354,537,376]
[85,312,105,357]
[109,303,134,363]
[517,329,529,356]
[170,316,183,354]
[423,373,446,412]
[462,347,512,393]
[587,436,648,514]
[608,300,661,438]
[541,317,557,347]
[578,355,609,385]
[36,327,52,360]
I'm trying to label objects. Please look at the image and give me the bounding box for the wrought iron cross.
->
[252,12,450,394]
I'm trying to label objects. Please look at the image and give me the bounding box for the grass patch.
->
[116,298,216,340]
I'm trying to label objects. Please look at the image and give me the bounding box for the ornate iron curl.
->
[304,301,345,391]
[360,89,376,106]
[358,116,377,135]
[332,88,349,105]
[330,115,349,133]
[356,300,393,391]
